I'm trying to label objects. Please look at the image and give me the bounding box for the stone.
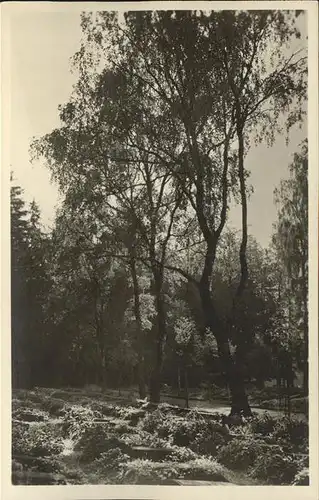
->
[131,446,173,461]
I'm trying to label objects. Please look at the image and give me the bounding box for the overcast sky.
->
[9,8,307,248]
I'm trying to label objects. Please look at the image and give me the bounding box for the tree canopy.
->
[12,9,308,414]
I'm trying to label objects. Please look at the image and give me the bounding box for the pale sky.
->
[8,8,307,248]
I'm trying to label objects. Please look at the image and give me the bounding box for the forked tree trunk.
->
[200,283,252,416]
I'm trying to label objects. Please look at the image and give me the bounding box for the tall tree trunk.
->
[129,255,146,399]
[199,282,252,416]
[236,126,249,297]
[149,268,166,403]
[93,277,106,391]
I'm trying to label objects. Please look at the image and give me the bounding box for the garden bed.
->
[11,387,309,486]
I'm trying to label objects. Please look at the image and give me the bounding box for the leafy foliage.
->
[12,422,63,457]
[249,451,299,484]
[272,416,308,447]
[74,425,131,462]
[217,438,267,470]
[62,405,101,440]
[91,448,130,472]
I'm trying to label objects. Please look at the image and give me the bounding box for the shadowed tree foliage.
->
[272,140,308,395]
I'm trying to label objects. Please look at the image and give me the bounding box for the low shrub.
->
[162,417,199,446]
[120,456,228,484]
[74,425,131,462]
[41,398,66,417]
[217,438,268,471]
[12,460,24,472]
[193,430,227,456]
[12,422,64,457]
[12,407,49,423]
[249,452,299,485]
[91,448,130,472]
[169,446,198,462]
[121,429,169,449]
[139,409,166,434]
[272,417,308,447]
[249,413,277,436]
[292,468,309,485]
[12,398,25,411]
[13,389,47,406]
[140,409,227,452]
[294,452,309,470]
[62,405,100,440]
[113,421,137,435]
[91,402,122,418]
[18,456,62,473]
[119,407,146,425]
[180,457,228,481]
[119,459,179,484]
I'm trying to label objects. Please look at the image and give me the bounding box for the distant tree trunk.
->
[129,255,146,399]
[256,378,265,390]
[118,369,122,396]
[92,276,107,391]
[184,367,189,409]
[149,267,166,404]
[99,348,107,391]
[177,364,181,396]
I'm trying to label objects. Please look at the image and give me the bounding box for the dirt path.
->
[159,394,307,421]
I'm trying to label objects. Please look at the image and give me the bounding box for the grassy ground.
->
[11,387,309,486]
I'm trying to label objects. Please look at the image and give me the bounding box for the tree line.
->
[12,10,307,416]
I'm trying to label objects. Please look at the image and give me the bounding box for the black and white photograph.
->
[1,1,318,498]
